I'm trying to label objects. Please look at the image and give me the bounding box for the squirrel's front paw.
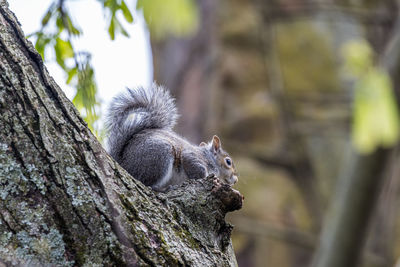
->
[212,176,221,187]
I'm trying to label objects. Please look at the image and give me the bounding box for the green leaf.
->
[104,0,119,14]
[55,38,74,58]
[41,4,55,27]
[54,38,74,69]
[121,0,133,23]
[66,16,82,36]
[34,33,52,60]
[66,67,78,84]
[114,18,129,37]
[108,16,116,40]
[352,68,399,154]
[119,24,129,37]
[342,40,372,77]
[74,62,98,109]
[56,16,65,34]
[137,0,199,40]
[343,39,400,154]
[72,60,100,135]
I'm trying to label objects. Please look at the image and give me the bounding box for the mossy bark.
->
[0,1,242,266]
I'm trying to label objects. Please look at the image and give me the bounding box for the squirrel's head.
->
[201,135,238,186]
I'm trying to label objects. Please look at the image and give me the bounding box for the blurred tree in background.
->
[21,0,400,266]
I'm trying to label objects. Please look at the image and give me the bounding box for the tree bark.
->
[0,1,242,266]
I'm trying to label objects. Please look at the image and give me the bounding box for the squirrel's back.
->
[105,84,178,161]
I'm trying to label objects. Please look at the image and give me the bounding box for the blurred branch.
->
[263,2,395,27]
[259,19,323,232]
[230,217,316,250]
[231,216,389,266]
[381,17,400,77]
[363,148,400,267]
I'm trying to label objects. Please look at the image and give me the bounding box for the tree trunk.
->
[0,1,242,266]
[311,10,400,267]
[152,0,218,143]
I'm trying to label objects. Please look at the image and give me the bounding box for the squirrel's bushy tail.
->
[106,84,178,160]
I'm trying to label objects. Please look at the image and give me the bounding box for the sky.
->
[8,0,153,124]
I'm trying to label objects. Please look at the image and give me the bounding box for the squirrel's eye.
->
[225,157,232,166]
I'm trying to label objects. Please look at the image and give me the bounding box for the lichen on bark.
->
[0,0,242,266]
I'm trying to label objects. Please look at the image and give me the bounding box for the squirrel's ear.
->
[212,135,221,152]
[199,142,207,147]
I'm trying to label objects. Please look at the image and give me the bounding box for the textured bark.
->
[0,1,242,266]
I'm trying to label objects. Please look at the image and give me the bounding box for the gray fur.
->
[106,84,238,191]
[119,129,207,190]
[106,84,178,161]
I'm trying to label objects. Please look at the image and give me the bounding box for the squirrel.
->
[105,84,238,192]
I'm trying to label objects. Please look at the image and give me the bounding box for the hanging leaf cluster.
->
[100,0,134,40]
[29,0,134,137]
[342,40,400,154]
[29,0,199,138]
[31,2,80,64]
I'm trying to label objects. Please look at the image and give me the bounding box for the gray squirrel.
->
[106,84,238,192]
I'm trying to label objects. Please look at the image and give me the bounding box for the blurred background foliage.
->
[25,0,400,266]
[137,0,198,39]
[343,40,399,154]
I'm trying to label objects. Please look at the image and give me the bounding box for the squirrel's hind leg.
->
[121,139,173,189]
